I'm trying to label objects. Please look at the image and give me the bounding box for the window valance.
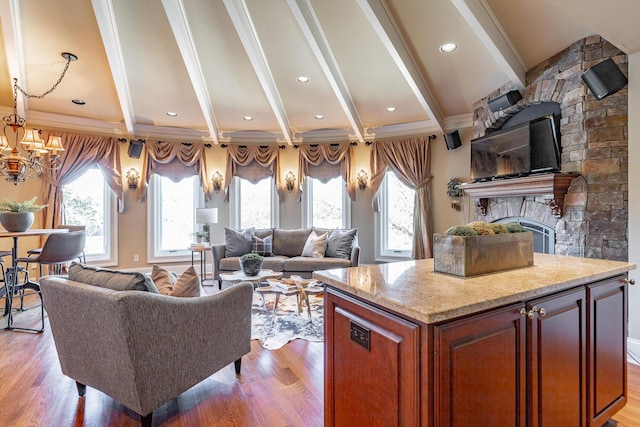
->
[298,142,355,201]
[225,145,281,200]
[138,141,212,201]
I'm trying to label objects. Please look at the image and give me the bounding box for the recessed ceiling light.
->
[243,116,253,121]
[439,43,457,53]
[385,106,397,112]
[314,114,324,120]
[71,99,85,105]
[296,76,310,83]
[166,111,178,117]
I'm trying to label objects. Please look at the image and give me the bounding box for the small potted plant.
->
[0,197,47,232]
[193,231,207,244]
[239,253,264,276]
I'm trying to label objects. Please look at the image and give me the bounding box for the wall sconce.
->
[357,169,368,190]
[126,168,140,191]
[285,171,296,192]
[211,171,223,193]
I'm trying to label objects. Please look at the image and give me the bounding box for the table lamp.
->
[196,208,218,244]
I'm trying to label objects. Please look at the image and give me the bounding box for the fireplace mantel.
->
[459,173,580,217]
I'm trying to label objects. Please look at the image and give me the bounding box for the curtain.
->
[138,141,212,201]
[298,142,356,201]
[370,136,433,259]
[39,131,123,233]
[225,145,280,200]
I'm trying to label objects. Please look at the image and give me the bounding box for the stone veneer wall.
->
[471,36,628,261]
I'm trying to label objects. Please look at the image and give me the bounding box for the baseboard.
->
[628,337,640,365]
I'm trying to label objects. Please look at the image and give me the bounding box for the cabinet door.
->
[587,275,627,426]
[325,288,420,427]
[528,287,587,427]
[434,303,527,427]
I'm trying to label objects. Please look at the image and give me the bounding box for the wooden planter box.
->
[433,232,534,277]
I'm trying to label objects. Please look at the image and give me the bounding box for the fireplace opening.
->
[495,217,555,254]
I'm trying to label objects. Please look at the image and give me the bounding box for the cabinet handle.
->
[527,308,536,320]
[538,308,546,317]
[526,306,546,319]
[624,278,636,285]
[520,308,527,317]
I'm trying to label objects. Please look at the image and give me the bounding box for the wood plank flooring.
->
[0,293,639,426]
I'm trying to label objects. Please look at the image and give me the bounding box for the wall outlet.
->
[133,254,140,262]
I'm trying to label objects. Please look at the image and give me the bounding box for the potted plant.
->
[0,197,47,232]
[193,231,206,244]
[239,253,264,276]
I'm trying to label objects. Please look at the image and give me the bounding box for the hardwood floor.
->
[1,294,639,426]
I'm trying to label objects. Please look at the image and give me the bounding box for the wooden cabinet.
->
[325,275,629,426]
[587,277,628,426]
[325,288,419,427]
[434,303,527,426]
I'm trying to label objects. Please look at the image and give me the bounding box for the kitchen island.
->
[314,253,636,426]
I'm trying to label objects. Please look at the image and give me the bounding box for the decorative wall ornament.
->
[285,171,296,192]
[357,169,368,190]
[126,168,140,190]
[447,178,463,211]
[211,171,223,193]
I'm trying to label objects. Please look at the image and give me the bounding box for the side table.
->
[187,245,212,286]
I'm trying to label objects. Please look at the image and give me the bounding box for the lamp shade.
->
[196,208,218,224]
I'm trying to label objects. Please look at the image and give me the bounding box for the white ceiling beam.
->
[223,0,292,145]
[357,0,444,132]
[161,0,220,144]
[451,0,526,88]
[91,0,136,136]
[288,0,365,143]
[0,0,28,118]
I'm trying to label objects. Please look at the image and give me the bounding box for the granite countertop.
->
[313,253,636,324]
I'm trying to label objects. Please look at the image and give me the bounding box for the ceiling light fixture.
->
[166,111,178,117]
[296,76,310,83]
[439,43,457,53]
[243,116,253,121]
[72,99,86,105]
[0,52,77,185]
[385,106,397,112]
[314,114,324,120]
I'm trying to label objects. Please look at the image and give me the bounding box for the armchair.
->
[40,276,253,426]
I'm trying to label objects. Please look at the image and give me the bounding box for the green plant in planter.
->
[443,225,478,236]
[239,253,264,276]
[0,197,47,232]
[0,197,47,213]
[503,222,528,233]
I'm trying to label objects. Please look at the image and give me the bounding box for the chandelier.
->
[0,52,77,184]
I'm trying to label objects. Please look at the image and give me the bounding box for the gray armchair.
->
[40,276,253,426]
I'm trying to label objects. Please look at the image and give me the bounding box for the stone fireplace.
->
[464,36,628,261]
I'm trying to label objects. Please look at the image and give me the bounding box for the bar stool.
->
[26,224,86,276]
[11,230,86,332]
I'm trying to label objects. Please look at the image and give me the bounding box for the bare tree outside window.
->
[311,177,344,229]
[240,178,273,229]
[384,172,414,252]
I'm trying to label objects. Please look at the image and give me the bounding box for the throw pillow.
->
[326,228,357,259]
[301,231,328,258]
[171,266,201,297]
[251,234,273,256]
[225,227,255,257]
[68,262,159,293]
[151,264,176,295]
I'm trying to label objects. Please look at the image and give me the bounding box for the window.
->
[376,171,415,260]
[229,177,278,229]
[148,175,202,262]
[62,168,117,265]
[302,176,350,229]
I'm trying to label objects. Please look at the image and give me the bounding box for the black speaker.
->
[488,90,522,112]
[582,58,628,100]
[128,139,144,159]
[444,130,462,150]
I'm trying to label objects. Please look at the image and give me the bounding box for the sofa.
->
[40,264,254,427]
[212,227,359,287]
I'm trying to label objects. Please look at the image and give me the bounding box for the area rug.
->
[251,291,324,350]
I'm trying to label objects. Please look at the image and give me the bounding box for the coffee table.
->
[219,269,283,287]
[255,282,324,322]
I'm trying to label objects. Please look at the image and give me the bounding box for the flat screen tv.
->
[470,115,560,181]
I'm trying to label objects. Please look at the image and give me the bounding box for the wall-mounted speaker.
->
[488,90,522,112]
[444,130,462,150]
[581,58,628,100]
[128,139,144,159]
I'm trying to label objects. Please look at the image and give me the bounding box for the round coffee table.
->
[219,269,283,286]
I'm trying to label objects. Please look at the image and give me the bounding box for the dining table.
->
[0,228,69,331]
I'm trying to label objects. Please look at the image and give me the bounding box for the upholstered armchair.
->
[40,276,253,426]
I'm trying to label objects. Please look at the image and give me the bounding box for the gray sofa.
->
[40,270,253,427]
[212,227,359,287]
